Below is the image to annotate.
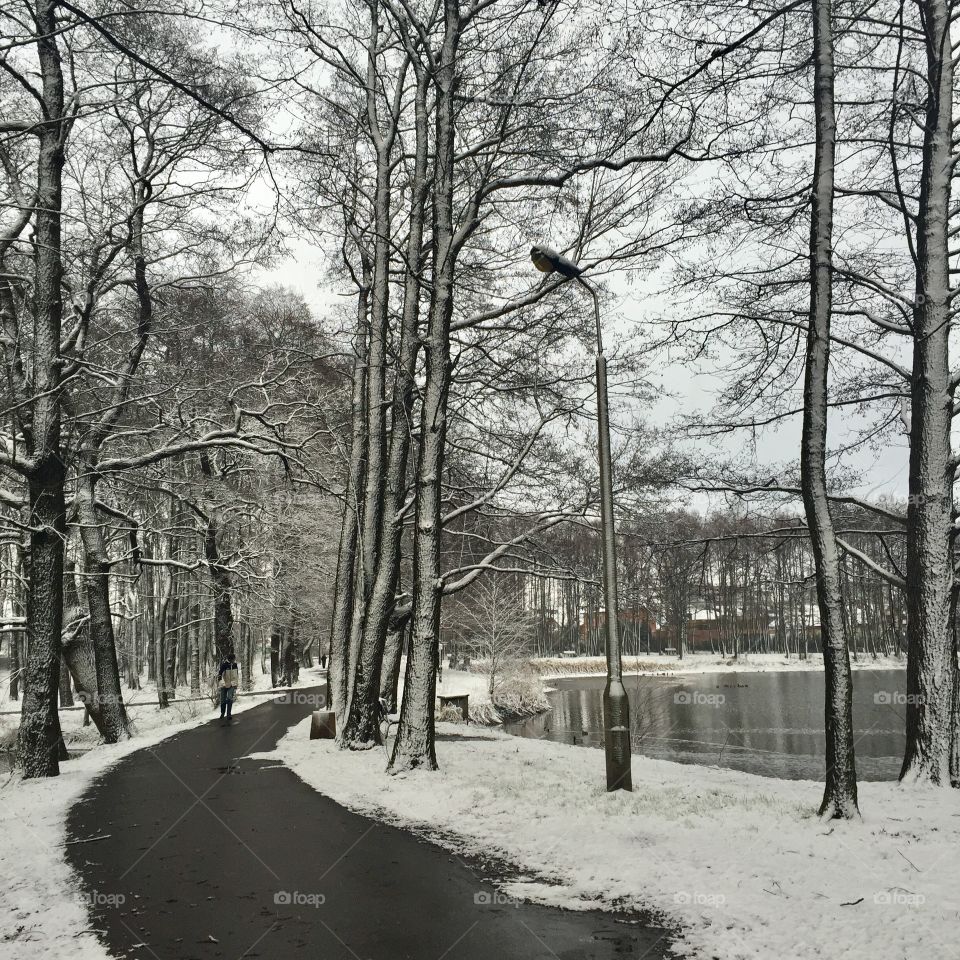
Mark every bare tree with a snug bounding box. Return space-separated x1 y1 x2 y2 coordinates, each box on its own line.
802 0 858 817
446 575 534 696
3 0 74 776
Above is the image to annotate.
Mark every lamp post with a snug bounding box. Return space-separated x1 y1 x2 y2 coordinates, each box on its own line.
530 245 632 792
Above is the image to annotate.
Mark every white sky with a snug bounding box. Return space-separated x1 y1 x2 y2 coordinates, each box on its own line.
264 242 912 508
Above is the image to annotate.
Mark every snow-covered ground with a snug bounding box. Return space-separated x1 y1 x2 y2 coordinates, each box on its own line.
0 666 326 960
534 651 906 679
267 717 958 960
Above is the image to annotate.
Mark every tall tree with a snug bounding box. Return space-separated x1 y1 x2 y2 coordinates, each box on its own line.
900 0 956 784
7 0 72 777
802 0 858 817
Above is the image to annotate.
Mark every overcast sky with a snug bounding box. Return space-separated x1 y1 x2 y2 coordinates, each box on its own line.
264 243 912 509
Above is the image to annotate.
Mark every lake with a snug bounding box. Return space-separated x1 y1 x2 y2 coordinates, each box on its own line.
504 669 908 781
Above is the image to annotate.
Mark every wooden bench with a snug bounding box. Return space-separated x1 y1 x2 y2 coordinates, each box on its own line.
437 693 470 721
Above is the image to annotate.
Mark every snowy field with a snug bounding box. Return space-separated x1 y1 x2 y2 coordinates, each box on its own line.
0 666 325 960
268 717 958 960
534 651 907 679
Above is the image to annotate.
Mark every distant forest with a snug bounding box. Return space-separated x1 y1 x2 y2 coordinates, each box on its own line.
441 506 907 661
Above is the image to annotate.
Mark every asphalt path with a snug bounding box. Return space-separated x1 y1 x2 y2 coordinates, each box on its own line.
66 688 673 960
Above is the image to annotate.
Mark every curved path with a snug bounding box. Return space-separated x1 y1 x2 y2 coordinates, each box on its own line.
66 689 672 960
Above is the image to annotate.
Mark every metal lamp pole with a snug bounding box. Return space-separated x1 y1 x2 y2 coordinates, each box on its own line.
530 246 632 792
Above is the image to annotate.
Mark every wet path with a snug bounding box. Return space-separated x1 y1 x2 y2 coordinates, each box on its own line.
66 689 673 960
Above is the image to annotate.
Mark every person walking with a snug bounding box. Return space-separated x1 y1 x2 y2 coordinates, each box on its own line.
217 653 240 724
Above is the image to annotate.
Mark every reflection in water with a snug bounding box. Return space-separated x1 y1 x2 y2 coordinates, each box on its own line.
504 669 907 781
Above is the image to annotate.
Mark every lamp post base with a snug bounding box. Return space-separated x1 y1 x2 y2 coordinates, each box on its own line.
603 677 633 791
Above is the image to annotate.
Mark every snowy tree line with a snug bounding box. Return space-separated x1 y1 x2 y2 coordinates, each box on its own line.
491 508 909 661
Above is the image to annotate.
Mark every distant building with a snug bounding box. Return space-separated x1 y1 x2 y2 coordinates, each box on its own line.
660 609 822 653
579 607 658 641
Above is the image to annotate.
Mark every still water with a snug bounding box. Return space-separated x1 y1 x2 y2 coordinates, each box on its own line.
504 669 908 781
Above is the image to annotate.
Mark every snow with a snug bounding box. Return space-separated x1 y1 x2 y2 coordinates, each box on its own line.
436 666 491 703
534 651 907 680
266 715 959 960
0 666 325 960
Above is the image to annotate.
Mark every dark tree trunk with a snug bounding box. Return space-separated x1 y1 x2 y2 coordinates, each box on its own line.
198 453 234 664
15 0 68 779
203 516 234 663
900 0 957 786
61 562 109 736
390 0 461 772
155 564 172 709
19 469 67 776
802 0 858 818
343 64 428 749
270 624 281 688
190 609 201 697
242 621 254 691
329 285 370 721
9 627 19 700
58 655 73 708
341 8 409 746
379 626 405 714
145 563 154 683
165 583 178 700
76 478 129 741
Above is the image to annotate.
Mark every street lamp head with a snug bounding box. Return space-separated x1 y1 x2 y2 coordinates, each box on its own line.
530 245 583 279
530 245 556 274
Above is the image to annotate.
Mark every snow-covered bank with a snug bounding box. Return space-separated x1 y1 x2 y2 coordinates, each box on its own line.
0 668 326 960
534 651 906 680
436 666 491 721
435 665 548 724
268 717 958 960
